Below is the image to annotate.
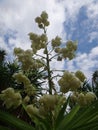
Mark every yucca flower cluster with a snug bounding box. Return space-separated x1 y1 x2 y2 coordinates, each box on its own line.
0 11 97 129
70 91 96 106
0 88 22 108
75 70 86 82
23 95 30 104
14 48 33 70
13 72 36 96
60 40 77 60
28 11 49 54
26 105 39 117
39 94 66 110
52 39 78 61
26 94 66 117
35 11 50 29
14 48 44 70
29 33 48 54
51 36 61 48
58 70 84 93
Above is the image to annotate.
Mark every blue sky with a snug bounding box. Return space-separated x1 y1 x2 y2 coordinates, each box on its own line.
0 0 98 79
64 5 98 53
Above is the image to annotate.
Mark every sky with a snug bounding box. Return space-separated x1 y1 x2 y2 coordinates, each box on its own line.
0 0 98 80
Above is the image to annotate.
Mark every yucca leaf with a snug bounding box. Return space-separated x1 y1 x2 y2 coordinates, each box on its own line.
69 101 98 129
60 101 98 130
57 105 80 130
55 96 70 129
72 121 98 130
0 110 35 130
33 115 51 130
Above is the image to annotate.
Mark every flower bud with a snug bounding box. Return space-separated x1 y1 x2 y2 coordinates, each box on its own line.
70 94 77 102
23 96 30 104
85 92 96 103
41 11 48 19
40 34 48 42
75 70 86 82
51 36 61 47
44 20 50 26
38 23 44 28
2 88 14 95
26 105 39 116
66 40 77 51
35 17 42 24
55 47 61 53
77 93 87 106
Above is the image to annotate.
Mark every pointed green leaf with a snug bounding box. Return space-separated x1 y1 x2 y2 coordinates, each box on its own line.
57 105 80 130
70 101 98 129
34 114 51 130
0 110 35 130
62 101 98 130
55 96 70 129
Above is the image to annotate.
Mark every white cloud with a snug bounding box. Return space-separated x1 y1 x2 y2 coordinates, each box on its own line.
0 0 96 49
0 36 14 60
90 46 98 58
65 46 98 79
0 0 98 79
87 2 98 18
0 0 66 52
89 32 98 43
0 37 8 50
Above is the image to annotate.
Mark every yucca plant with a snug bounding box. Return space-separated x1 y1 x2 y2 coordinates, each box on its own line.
0 11 98 130
0 99 98 130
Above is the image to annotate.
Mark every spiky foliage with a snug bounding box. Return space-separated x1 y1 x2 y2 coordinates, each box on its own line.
0 49 6 64
92 70 98 97
0 11 98 130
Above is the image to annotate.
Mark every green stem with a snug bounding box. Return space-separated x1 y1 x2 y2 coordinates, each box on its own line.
43 26 52 95
46 46 52 94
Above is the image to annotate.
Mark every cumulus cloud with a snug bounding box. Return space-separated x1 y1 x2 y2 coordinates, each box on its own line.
89 32 98 43
0 37 8 51
87 1 98 18
0 0 67 61
65 46 98 79
0 0 98 78
0 0 96 48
